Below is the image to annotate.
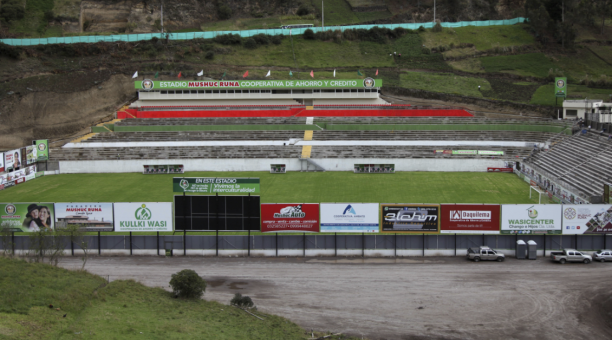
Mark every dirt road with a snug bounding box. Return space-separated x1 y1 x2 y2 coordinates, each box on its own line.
59 256 612 339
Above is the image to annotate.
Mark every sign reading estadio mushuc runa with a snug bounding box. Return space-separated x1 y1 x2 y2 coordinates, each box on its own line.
136 78 382 90
173 177 260 194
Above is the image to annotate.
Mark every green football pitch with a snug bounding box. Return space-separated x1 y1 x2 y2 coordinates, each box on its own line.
0 171 541 204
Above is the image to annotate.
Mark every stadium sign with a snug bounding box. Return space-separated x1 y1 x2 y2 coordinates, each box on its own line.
320 203 379 233
555 77 567 98
136 79 382 90
114 203 172 232
440 204 500 234
501 204 562 234
561 205 612 234
380 204 440 233
34 140 49 161
173 177 260 194
261 203 320 232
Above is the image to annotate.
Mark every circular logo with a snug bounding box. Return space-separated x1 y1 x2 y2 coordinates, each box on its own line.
557 79 565 89
37 142 47 152
564 207 576 220
134 204 152 220
179 179 189 190
142 79 154 91
5 204 16 215
363 77 375 89
528 208 538 219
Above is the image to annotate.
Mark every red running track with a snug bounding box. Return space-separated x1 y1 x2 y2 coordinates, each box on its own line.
117 108 473 119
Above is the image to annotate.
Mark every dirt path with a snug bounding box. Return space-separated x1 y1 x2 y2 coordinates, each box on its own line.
58 256 612 340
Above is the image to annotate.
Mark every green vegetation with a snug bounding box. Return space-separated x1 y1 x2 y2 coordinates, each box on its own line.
479 53 556 78
400 71 491 97
553 47 612 81
530 84 612 106
312 0 359 25
0 257 306 339
0 172 542 205
421 24 534 51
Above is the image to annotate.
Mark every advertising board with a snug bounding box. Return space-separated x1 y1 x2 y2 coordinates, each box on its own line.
440 204 500 234
34 140 49 161
0 152 3 172
261 203 319 232
270 164 286 174
114 202 173 232
136 79 382 90
320 203 379 233
173 177 260 194
4 149 21 172
381 204 439 233
501 204 562 234
478 151 504 155
54 203 114 231
143 164 184 174
562 205 612 234
353 164 395 173
0 203 55 231
13 169 26 184
452 150 477 155
25 165 36 181
25 145 37 165
555 77 567 98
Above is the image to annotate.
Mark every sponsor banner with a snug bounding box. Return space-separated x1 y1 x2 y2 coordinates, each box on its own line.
0 174 6 185
478 150 504 155
13 169 26 184
35 140 49 161
381 204 439 233
54 203 114 231
452 150 477 155
3 181 15 190
0 203 55 232
25 145 37 165
440 204 500 234
555 77 567 98
25 165 36 181
261 203 319 232
35 171 45 178
562 205 612 234
353 164 395 173
173 177 260 193
0 152 3 172
501 205 562 234
5 149 21 172
270 164 286 174
114 203 172 232
136 79 382 90
143 164 184 174
320 203 379 233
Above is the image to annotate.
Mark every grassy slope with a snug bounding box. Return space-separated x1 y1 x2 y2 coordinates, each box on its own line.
400 71 491 97
421 24 535 50
530 84 612 106
0 257 306 339
0 172 538 205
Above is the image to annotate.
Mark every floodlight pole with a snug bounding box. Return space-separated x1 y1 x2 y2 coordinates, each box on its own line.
433 0 436 22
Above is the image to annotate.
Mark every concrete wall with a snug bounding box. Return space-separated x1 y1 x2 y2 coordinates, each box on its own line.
59 158 506 173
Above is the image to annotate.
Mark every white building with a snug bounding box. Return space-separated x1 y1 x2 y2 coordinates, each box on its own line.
561 99 603 119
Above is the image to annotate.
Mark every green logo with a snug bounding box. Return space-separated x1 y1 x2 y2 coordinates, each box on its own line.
135 204 152 220
37 143 47 152
179 179 189 190
527 207 538 219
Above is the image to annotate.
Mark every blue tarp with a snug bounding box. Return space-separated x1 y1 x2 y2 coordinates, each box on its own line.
0 17 525 46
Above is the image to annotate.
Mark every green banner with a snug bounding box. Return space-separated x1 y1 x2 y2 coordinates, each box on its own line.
0 203 55 232
555 77 567 98
478 150 504 155
452 150 477 155
34 140 49 161
136 78 382 90
173 177 260 193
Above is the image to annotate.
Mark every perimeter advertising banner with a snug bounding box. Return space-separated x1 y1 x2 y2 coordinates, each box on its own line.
24 165 36 181
555 77 567 98
261 203 319 232
501 204 562 234
173 177 260 194
440 204 500 234
34 140 49 161
136 78 382 90
562 205 612 234
320 203 379 233
114 202 173 232
25 145 37 165
13 169 26 184
0 153 4 172
4 149 21 172
54 203 114 231
381 204 440 233
0 203 55 231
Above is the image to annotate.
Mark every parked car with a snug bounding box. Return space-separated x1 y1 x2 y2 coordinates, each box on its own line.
467 246 505 262
592 249 612 262
550 249 592 264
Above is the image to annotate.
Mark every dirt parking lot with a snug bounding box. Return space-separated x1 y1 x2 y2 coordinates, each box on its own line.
59 256 612 340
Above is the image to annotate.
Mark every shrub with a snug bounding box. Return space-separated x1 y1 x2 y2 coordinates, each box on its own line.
231 293 254 308
217 4 233 20
0 42 20 59
271 35 283 45
169 269 206 299
296 4 310 16
244 38 257 49
213 33 242 45
205 51 214 60
252 33 270 45
0 0 25 22
418 25 426 32
432 22 443 33
303 28 315 40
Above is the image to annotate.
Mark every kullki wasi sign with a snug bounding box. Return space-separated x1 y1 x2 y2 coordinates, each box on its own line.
136 78 382 90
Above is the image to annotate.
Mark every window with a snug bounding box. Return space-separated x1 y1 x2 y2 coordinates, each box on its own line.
565 109 578 118
568 252 574 256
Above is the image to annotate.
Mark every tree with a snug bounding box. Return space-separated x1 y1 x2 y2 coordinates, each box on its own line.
169 269 207 299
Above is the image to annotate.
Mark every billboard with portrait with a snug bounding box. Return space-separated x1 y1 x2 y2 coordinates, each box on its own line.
54 203 114 231
261 203 319 232
501 204 562 234
380 204 439 233
320 203 379 233
4 149 21 172
440 204 500 234
562 205 612 234
0 203 55 232
114 202 172 232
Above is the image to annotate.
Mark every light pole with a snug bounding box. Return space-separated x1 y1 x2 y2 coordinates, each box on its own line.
322 1 324 29
161 1 164 34
433 0 436 22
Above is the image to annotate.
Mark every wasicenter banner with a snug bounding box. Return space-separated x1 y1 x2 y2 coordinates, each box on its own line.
136 78 382 90
114 202 173 232
501 204 562 234
562 205 612 234
320 203 379 233
173 177 260 194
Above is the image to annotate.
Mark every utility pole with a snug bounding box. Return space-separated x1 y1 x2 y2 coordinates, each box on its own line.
161 1 164 34
322 1 324 29
433 0 436 22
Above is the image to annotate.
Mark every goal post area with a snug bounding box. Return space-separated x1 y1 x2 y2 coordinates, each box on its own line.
529 185 546 204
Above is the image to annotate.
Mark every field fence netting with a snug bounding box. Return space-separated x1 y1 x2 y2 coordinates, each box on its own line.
1 18 525 47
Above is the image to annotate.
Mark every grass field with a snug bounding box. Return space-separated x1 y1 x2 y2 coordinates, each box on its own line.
479 53 555 78
421 24 534 51
0 257 310 339
0 172 540 205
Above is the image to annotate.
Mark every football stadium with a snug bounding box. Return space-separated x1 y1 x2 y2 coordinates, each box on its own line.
2 3 612 338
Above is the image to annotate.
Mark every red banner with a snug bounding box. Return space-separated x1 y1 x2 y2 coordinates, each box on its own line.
487 167 513 172
261 203 319 232
440 204 500 233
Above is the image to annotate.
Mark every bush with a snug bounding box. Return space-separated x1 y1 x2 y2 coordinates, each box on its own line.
0 43 20 59
244 38 257 49
418 25 426 32
213 33 242 45
271 35 283 45
231 293 254 308
217 4 233 20
303 28 315 40
252 33 270 45
169 269 206 299
432 22 443 33
296 4 310 16
205 51 214 60
0 0 25 22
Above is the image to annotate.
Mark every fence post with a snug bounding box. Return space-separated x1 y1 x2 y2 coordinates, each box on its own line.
482 233 485 246
276 232 278 257
157 232 159 256
605 234 607 249
544 234 546 256
303 233 306 257
455 233 457 256
71 235 74 256
184 230 186 256
216 230 219 257
98 231 101 255
129 232 132 255
423 233 425 256
575 234 578 249
334 232 337 257
362 232 365 257
248 230 250 257
11 232 15 255
394 233 397 257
